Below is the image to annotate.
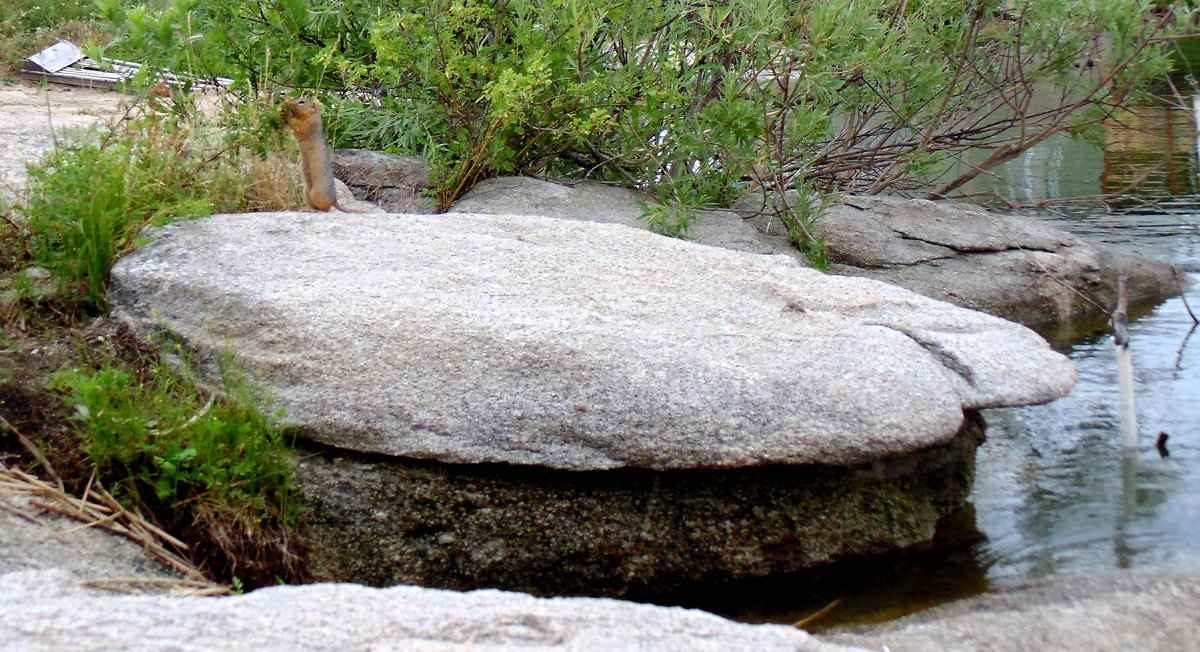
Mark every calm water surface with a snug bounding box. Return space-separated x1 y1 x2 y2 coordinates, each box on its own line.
686 97 1200 630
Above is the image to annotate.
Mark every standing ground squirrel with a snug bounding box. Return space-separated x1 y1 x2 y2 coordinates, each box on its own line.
282 97 361 212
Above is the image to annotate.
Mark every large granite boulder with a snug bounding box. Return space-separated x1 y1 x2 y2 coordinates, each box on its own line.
108 210 1072 595
110 212 1071 470
0 568 864 652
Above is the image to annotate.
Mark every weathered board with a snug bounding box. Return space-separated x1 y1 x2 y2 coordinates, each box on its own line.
20 40 230 90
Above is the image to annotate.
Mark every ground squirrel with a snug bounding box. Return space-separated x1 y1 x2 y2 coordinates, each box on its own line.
282 97 361 212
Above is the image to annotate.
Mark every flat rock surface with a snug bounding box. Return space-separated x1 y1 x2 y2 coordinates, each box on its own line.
0 568 864 652
828 570 1200 652
110 211 1073 470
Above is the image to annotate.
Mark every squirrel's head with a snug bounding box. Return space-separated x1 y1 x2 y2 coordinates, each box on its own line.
282 97 322 125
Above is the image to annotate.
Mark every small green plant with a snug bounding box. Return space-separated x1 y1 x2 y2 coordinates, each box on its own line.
54 348 303 586
15 88 296 312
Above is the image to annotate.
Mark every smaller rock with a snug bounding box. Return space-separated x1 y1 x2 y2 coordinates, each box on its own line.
454 176 796 256
811 195 1184 329
0 493 179 593
0 568 865 652
828 570 1200 652
331 148 434 213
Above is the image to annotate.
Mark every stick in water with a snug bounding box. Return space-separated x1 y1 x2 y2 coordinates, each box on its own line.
1113 275 1138 448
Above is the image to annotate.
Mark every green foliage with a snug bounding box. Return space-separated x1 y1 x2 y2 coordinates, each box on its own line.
15 90 295 311
97 0 1195 260
53 347 303 586
54 352 298 525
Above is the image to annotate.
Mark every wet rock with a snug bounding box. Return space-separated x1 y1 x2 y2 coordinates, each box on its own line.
811 195 1184 330
0 568 866 651
331 148 434 213
297 414 983 597
109 211 1072 470
827 569 1200 652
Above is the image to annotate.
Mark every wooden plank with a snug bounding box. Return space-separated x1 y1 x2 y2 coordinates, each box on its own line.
21 40 233 90
22 40 85 74
18 69 125 90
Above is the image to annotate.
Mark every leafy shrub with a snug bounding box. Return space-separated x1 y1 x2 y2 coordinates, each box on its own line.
96 0 1193 253
54 350 303 585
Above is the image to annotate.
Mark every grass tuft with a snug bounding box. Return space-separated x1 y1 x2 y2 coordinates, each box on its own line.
53 345 305 587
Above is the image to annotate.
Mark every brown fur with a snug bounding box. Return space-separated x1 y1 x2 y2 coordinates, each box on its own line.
282 97 361 212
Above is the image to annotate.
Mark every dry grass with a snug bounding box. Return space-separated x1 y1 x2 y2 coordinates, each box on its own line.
0 409 230 595
245 150 304 212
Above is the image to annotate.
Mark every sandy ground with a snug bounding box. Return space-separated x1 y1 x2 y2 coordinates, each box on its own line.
0 81 125 204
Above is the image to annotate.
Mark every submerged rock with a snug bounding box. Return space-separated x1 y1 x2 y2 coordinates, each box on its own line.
0 568 864 651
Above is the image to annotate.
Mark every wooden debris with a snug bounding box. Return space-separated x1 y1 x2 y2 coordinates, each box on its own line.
20 39 231 90
1113 275 1139 449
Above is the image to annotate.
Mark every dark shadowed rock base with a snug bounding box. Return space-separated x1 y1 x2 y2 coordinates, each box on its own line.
295 413 985 598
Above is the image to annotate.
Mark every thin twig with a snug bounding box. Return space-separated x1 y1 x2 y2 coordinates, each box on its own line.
792 598 844 629
1173 267 1198 324
0 413 65 492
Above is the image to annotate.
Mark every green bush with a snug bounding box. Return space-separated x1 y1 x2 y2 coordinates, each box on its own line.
54 351 302 585
96 0 1193 253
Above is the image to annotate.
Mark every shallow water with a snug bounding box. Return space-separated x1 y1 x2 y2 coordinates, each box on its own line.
978 203 1200 589
683 97 1200 631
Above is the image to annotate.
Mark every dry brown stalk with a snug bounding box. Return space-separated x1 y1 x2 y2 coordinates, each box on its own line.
0 464 223 591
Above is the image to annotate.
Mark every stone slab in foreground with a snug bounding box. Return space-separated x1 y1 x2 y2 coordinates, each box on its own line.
0 568 865 652
829 569 1200 652
110 211 1073 471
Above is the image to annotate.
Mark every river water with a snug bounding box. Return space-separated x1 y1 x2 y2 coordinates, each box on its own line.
970 98 1200 600
681 95 1200 630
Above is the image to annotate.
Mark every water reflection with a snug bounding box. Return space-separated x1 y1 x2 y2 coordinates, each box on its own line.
692 97 1200 630
980 263 1200 587
965 95 1200 596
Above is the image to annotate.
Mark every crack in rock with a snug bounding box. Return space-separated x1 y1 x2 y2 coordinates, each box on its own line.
892 228 1059 256
871 322 978 389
